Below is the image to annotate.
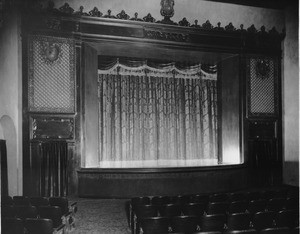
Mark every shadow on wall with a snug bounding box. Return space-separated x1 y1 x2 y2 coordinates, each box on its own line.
0 115 18 195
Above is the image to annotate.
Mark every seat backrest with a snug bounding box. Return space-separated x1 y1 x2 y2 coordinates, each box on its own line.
252 211 276 231
223 229 257 234
266 198 286 212
260 227 291 234
151 196 171 206
49 197 69 214
228 192 247 202
199 213 226 232
182 202 206 216
275 209 298 228
140 217 170 234
30 197 50 208
135 204 158 218
207 202 229 215
246 191 261 201
15 205 38 220
228 201 248 214
1 205 16 218
25 218 53 234
1 196 13 206
226 212 251 230
131 196 151 209
247 199 267 214
1 217 24 234
170 215 199 233
190 194 209 205
13 196 31 206
38 205 63 228
158 204 182 217
209 193 229 203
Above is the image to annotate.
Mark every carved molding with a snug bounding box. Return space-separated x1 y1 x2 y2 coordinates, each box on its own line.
31 117 74 140
144 29 190 42
29 1 285 39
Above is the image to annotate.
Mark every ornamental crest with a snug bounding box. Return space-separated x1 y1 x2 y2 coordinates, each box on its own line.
160 0 175 19
40 41 62 65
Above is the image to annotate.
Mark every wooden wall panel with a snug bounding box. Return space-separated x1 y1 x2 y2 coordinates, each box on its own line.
219 55 242 164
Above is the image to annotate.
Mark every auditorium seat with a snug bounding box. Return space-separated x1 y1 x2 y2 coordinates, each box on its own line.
172 195 192 205
170 215 199 233
226 213 252 231
199 214 226 232
13 196 31 206
38 206 63 228
228 192 247 202
25 218 65 234
139 216 170 234
134 204 159 234
275 209 298 228
30 197 50 208
261 191 278 200
15 205 38 220
252 211 276 231
223 229 257 234
130 197 151 229
209 193 229 202
246 192 261 201
207 202 229 215
247 199 267 214
285 197 299 211
1 195 13 206
266 198 286 212
151 196 171 206
182 203 206 216
190 194 209 205
259 227 290 234
158 203 182 217
228 201 248 214
49 197 69 215
1 205 16 218
1 217 24 234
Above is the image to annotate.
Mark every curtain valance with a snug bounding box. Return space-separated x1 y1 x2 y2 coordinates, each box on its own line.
98 57 217 80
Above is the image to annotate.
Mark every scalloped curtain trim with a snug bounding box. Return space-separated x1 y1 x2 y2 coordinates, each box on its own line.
98 59 217 80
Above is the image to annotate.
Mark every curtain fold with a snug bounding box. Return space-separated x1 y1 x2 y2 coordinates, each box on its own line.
40 141 68 196
98 60 218 168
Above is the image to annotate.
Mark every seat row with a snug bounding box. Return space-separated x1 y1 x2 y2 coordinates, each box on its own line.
131 188 298 207
1 196 77 234
2 217 65 234
1 196 77 215
136 211 299 234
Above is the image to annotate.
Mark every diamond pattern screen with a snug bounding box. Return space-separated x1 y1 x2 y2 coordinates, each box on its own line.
248 57 278 117
28 35 75 113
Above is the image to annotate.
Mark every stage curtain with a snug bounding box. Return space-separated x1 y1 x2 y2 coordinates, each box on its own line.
40 141 68 196
98 59 218 167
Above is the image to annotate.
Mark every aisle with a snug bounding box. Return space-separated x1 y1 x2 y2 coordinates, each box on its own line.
73 198 131 234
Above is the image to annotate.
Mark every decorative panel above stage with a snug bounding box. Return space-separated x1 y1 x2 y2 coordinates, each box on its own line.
28 35 76 113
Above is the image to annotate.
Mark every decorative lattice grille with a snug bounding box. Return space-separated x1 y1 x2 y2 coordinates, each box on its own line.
28 35 75 113
248 57 278 116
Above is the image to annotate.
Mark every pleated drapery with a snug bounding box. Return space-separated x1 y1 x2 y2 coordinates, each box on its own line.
40 141 68 196
98 59 218 168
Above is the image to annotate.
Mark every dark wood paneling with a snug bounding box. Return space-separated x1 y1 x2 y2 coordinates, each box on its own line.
78 165 248 198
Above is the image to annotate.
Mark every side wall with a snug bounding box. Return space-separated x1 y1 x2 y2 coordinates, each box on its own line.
0 11 23 196
282 4 299 186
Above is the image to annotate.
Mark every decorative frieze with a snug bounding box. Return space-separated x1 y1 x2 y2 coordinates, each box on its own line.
29 1 285 39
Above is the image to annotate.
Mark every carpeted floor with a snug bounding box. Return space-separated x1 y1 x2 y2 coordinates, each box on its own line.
71 198 131 234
